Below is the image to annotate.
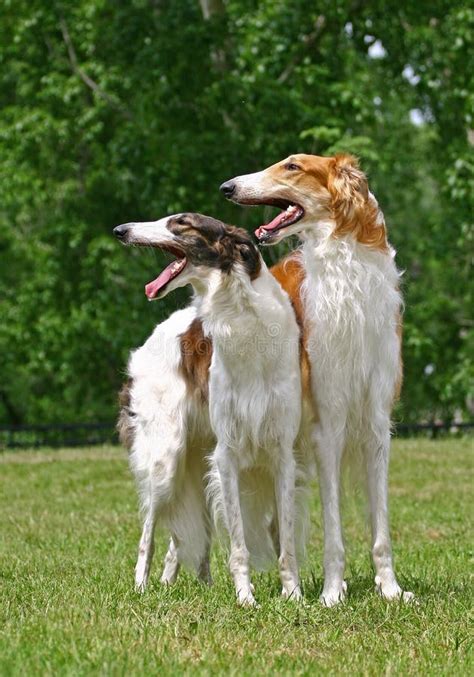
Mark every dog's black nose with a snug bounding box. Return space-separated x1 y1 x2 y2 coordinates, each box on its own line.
220 180 236 199
113 224 130 240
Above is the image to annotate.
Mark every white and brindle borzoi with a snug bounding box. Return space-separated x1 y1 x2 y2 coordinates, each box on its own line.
114 213 311 605
221 153 414 605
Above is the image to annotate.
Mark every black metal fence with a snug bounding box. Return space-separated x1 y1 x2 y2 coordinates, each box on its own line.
0 420 473 450
0 422 118 450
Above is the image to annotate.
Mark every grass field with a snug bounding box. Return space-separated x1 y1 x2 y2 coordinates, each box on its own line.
0 438 472 675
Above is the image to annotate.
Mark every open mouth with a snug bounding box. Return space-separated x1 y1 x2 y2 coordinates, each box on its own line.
254 201 304 242
144 244 187 300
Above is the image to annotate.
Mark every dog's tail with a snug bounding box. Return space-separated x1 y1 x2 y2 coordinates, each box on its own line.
117 379 134 451
240 470 277 570
207 464 276 569
207 456 314 571
166 449 211 573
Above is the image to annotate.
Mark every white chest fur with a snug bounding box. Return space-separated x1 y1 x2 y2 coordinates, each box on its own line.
301 232 402 420
204 265 301 464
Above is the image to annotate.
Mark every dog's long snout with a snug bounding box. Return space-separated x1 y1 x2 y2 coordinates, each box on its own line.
114 223 131 240
220 180 236 199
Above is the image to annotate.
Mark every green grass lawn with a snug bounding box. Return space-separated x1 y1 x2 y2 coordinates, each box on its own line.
0 439 472 676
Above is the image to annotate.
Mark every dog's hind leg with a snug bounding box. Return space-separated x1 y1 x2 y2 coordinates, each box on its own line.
135 505 157 593
132 426 183 593
197 513 213 585
160 519 212 587
269 512 280 556
160 536 181 585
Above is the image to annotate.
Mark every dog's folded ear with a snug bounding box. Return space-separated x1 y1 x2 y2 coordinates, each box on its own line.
238 242 253 260
225 226 261 280
328 154 386 250
236 240 261 280
328 154 368 219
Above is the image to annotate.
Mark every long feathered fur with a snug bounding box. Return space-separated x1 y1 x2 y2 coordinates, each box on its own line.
225 152 413 605
117 214 314 600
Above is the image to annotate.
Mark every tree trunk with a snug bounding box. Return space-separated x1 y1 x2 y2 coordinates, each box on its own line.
199 0 225 20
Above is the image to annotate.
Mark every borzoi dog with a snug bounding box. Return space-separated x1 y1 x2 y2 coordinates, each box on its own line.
114 214 306 605
221 153 414 605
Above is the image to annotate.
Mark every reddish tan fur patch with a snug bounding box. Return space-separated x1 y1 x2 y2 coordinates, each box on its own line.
179 318 213 403
260 153 388 252
270 255 317 417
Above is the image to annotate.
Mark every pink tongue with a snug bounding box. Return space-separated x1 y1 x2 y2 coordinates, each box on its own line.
261 210 289 232
255 211 289 240
145 262 179 300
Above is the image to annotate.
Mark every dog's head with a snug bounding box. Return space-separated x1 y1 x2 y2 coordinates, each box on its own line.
114 213 261 300
220 153 386 250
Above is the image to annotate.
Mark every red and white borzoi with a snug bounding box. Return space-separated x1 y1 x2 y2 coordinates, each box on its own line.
221 153 414 605
115 214 309 605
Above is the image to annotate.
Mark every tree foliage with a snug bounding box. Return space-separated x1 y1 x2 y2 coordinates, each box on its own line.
0 0 472 424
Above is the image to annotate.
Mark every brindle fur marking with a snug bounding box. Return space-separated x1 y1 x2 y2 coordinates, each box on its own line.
167 214 261 280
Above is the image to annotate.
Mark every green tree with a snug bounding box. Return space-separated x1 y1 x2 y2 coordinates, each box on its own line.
0 0 472 425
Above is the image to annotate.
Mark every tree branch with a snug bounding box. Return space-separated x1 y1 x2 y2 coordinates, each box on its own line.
277 0 366 84
199 0 225 20
278 15 327 84
59 17 132 119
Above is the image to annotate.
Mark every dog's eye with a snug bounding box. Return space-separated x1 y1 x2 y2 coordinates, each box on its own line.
285 163 300 171
176 217 191 226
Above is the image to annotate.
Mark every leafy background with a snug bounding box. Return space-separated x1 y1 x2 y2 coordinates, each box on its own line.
0 0 472 425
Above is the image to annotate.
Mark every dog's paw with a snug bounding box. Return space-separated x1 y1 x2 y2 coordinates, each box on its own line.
197 559 213 586
237 588 258 608
401 591 416 603
135 566 149 593
160 573 177 586
282 584 303 602
198 573 213 587
375 576 415 603
135 578 147 594
197 566 213 587
320 580 347 607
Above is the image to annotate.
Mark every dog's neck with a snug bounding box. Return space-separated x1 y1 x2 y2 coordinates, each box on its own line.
300 191 389 259
197 263 262 338
300 213 393 265
195 261 289 346
299 215 401 336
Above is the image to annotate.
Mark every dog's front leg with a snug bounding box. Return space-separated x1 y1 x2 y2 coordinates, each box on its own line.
274 448 302 601
215 445 256 607
315 424 347 606
366 423 414 602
